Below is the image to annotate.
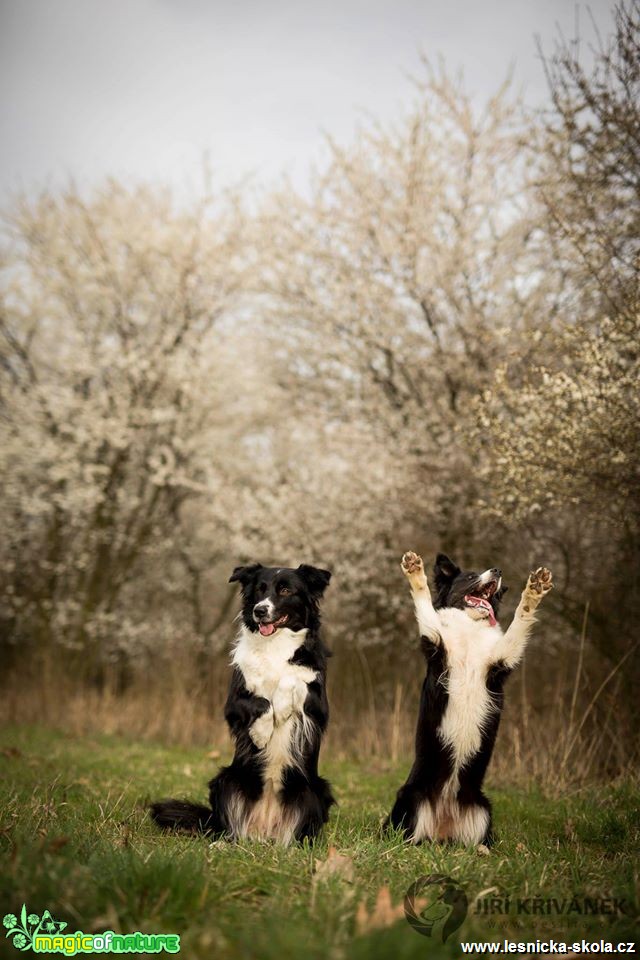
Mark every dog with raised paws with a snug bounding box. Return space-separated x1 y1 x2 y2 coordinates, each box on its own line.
387 551 552 846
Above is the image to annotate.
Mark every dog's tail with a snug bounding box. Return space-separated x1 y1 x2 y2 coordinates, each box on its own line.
149 799 215 834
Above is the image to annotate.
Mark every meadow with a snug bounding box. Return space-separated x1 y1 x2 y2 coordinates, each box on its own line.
1 7 639 957
1 725 637 959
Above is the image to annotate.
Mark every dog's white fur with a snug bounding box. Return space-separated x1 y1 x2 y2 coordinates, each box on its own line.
435 609 500 769
414 791 491 845
226 781 300 845
229 625 317 843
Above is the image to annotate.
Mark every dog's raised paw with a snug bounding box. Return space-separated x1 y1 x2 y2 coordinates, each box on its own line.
401 551 423 576
527 567 553 597
401 551 427 590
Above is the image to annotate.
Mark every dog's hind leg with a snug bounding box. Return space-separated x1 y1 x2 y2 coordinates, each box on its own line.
385 784 422 840
492 567 553 669
451 797 493 847
281 768 335 844
401 552 442 643
207 759 265 839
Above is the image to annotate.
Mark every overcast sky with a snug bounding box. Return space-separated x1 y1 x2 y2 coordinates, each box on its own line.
0 0 617 201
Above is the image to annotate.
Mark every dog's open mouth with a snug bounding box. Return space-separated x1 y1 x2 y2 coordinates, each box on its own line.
476 580 498 600
258 615 289 637
464 595 497 626
464 580 500 626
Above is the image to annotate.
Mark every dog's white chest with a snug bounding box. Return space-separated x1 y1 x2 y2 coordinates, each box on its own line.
232 626 316 699
436 611 503 767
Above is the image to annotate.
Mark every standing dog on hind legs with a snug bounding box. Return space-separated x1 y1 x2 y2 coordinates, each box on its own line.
151 562 335 844
387 551 552 846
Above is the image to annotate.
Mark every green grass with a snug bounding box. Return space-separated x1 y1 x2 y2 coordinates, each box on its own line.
0 726 638 959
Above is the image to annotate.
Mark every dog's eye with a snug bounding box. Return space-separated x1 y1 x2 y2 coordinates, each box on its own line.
278 585 292 596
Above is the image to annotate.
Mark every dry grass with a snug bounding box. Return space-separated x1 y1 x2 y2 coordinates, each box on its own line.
2 640 636 791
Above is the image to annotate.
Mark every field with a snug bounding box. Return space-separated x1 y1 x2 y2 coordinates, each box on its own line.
0 726 638 959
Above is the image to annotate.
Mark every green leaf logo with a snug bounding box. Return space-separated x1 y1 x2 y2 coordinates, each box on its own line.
3 904 67 951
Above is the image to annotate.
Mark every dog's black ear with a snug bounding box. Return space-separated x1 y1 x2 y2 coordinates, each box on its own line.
434 553 460 590
297 564 332 598
229 563 263 586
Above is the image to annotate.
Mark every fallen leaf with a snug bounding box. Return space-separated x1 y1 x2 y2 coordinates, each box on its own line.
355 885 408 934
46 836 70 854
355 900 369 933
477 843 491 856
313 845 354 883
207 749 221 760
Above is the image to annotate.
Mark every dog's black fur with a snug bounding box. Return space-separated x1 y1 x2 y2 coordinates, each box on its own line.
431 554 508 617
150 562 334 843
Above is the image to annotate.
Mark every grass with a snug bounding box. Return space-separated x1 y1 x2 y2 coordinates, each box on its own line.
0 725 638 959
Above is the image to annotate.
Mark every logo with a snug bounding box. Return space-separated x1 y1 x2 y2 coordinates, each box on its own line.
3 906 180 955
404 874 468 941
4 907 66 952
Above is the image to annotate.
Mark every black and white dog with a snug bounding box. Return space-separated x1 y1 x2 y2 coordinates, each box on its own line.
387 551 552 846
151 562 335 844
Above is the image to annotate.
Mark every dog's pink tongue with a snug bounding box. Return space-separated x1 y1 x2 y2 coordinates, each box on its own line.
259 623 276 636
464 595 497 627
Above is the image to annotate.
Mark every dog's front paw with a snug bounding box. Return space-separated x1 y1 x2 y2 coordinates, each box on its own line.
527 567 553 597
250 707 274 749
401 551 427 591
273 677 306 725
522 567 553 612
273 693 294 724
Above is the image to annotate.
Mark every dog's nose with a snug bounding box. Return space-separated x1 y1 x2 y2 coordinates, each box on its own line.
253 603 268 621
491 568 502 577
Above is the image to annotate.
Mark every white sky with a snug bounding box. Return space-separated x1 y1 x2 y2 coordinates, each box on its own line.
0 0 617 201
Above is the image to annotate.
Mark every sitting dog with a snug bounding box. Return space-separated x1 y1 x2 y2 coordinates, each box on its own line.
151 562 335 844
387 551 552 845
